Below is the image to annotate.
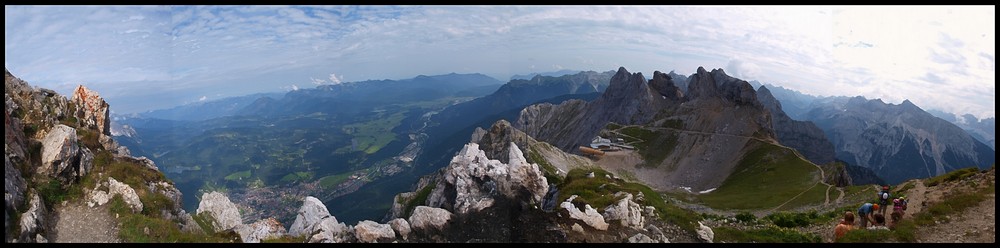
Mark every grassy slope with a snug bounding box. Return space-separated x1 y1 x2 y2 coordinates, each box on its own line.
698 141 820 210
559 168 699 233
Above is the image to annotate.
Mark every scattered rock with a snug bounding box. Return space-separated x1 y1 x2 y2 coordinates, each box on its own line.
645 224 669 243
628 233 656 243
602 192 644 229
408 206 452 232
560 195 608 231
354 220 396 243
237 218 287 243
196 191 242 231
108 177 143 213
571 223 584 234
643 206 657 218
697 221 715 243
87 189 110 208
586 172 595 178
389 218 411 240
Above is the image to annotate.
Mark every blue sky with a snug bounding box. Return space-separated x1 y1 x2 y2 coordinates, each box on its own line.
4 6 995 119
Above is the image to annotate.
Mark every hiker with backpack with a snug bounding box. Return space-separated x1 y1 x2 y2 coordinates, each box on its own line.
877 185 891 216
857 202 878 228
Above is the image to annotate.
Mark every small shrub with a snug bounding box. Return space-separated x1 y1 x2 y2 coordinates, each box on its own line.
735 212 757 223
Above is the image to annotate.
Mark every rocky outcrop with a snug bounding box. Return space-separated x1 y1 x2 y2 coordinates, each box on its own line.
6 69 71 140
649 71 684 102
236 218 286 243
353 220 395 243
39 124 80 184
560 195 608 231
408 206 452 232
288 196 351 243
389 218 411 240
196 192 242 232
757 86 835 165
474 119 592 175
602 192 644 229
427 142 548 214
71 85 111 136
516 66 778 192
18 192 47 243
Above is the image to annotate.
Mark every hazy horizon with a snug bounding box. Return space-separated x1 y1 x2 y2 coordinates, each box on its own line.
5 5 995 119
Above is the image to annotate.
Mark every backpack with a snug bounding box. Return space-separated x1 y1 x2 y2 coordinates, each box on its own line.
880 191 890 202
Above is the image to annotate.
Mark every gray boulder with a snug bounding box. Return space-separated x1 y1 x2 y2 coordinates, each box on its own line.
39 124 79 184
697 221 715 243
628 233 656 243
602 192 644 229
237 218 286 243
388 218 411 240
108 177 143 213
408 206 452 232
354 220 395 243
288 196 350 243
560 195 608 231
196 191 242 232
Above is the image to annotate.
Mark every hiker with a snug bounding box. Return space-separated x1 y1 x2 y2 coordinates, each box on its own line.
857 202 878 228
834 211 857 241
890 196 907 229
877 185 891 216
868 213 889 230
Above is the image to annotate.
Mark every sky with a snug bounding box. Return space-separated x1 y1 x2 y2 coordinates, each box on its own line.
4 5 995 119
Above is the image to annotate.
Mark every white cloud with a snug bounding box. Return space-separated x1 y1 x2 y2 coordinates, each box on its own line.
198 95 207 101
328 73 343 84
310 77 326 85
3 6 993 118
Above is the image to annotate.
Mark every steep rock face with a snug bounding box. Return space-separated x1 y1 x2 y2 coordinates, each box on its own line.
196 192 243 231
5 94 28 163
71 85 111 136
516 66 777 191
756 86 835 165
18 192 47 243
288 196 351 243
648 71 684 102
806 96 995 184
39 125 80 184
426 142 548 214
666 71 689 94
5 154 27 241
516 67 664 152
